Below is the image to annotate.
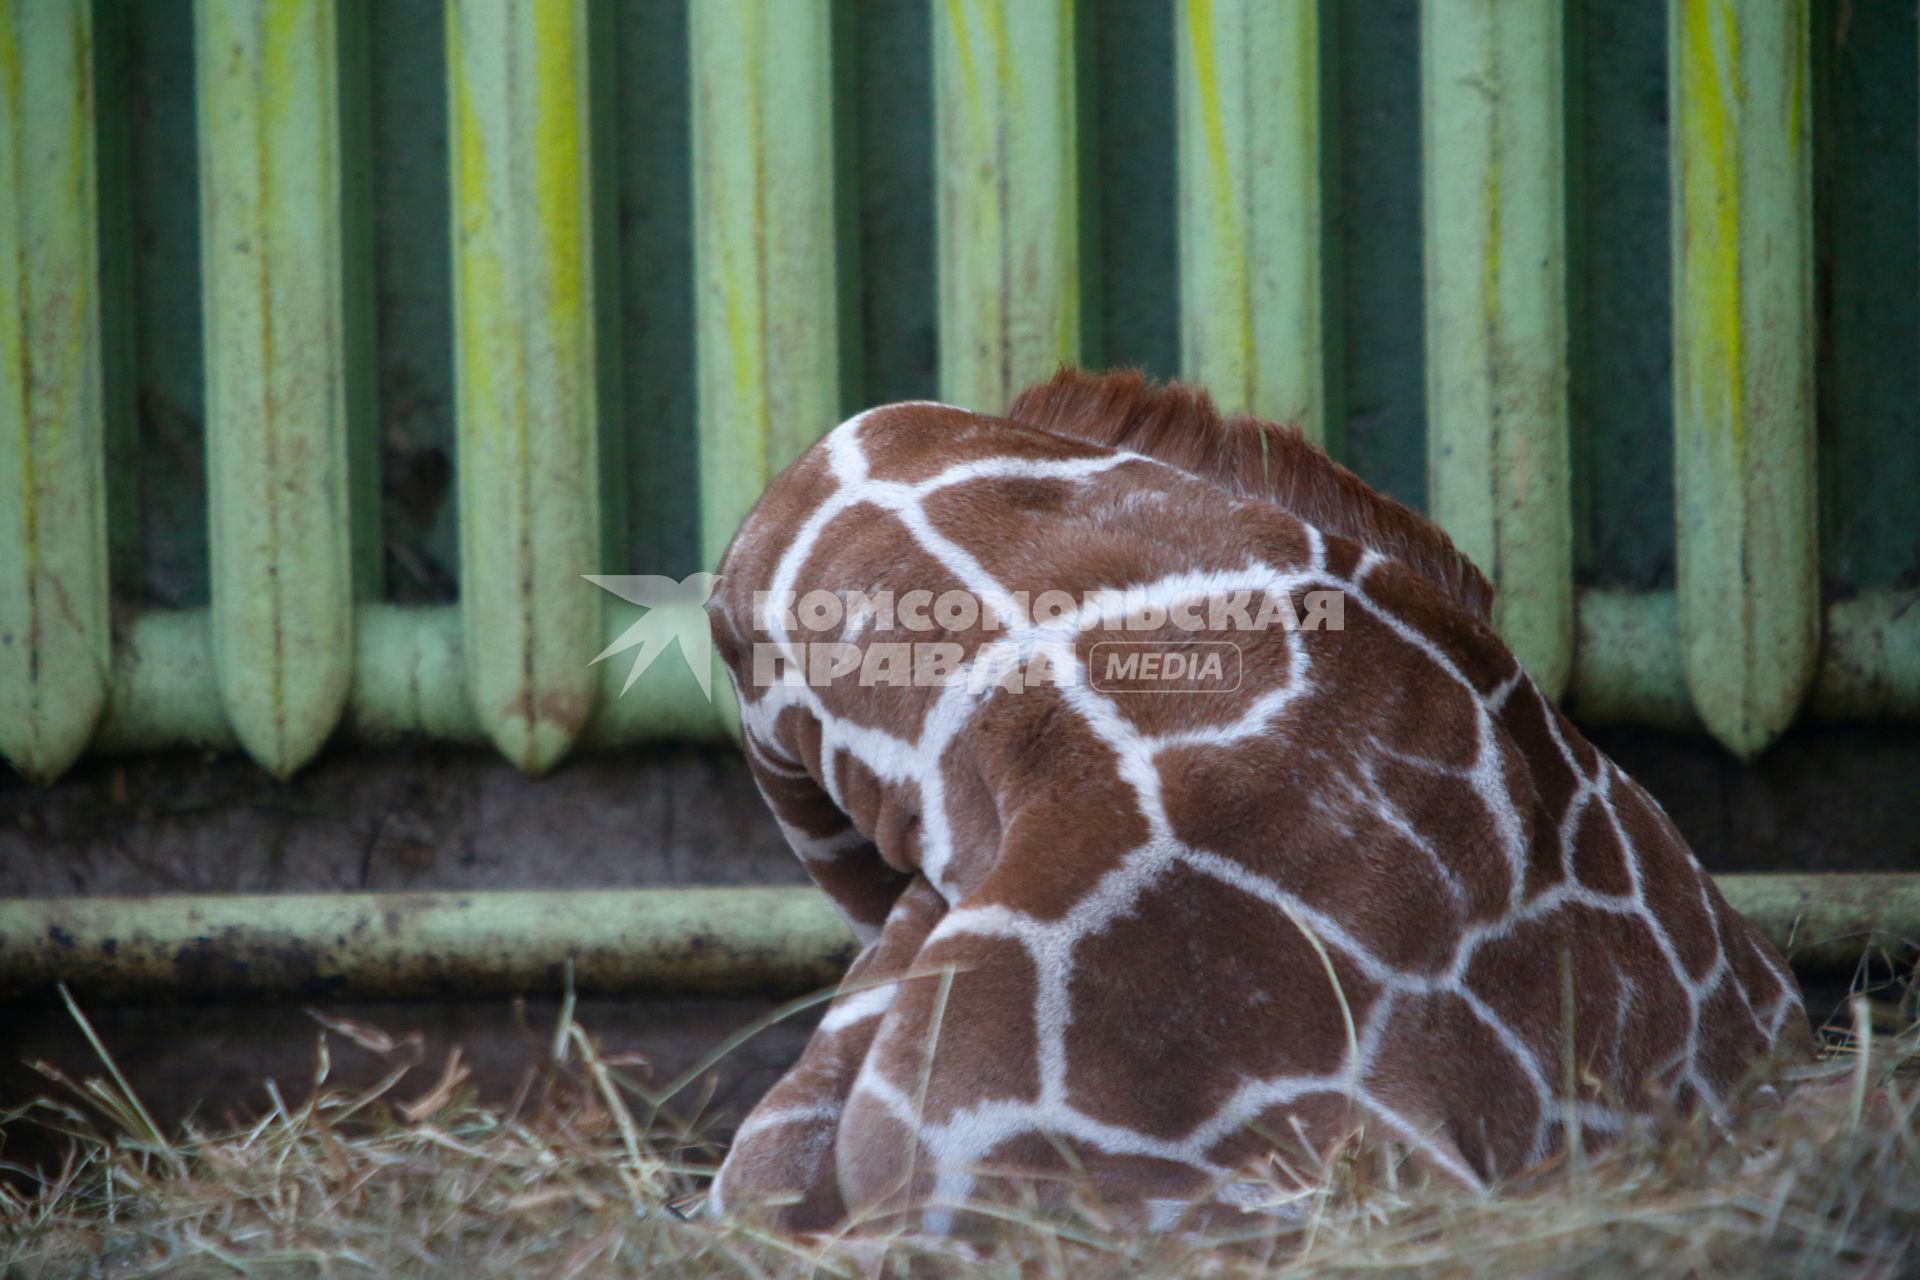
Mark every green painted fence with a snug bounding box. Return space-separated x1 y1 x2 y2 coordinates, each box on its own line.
3 0 1918 792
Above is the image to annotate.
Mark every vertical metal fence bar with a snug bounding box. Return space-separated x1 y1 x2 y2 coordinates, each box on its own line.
933 0 1081 412
1175 0 1332 444
447 0 603 774
0 0 110 783
195 0 356 778
690 0 844 569
1669 0 1816 758
1421 0 1574 699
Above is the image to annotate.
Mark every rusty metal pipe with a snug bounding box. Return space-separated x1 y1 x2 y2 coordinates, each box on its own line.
2 875 1915 1002
0 887 857 1001
1715 872 1920 981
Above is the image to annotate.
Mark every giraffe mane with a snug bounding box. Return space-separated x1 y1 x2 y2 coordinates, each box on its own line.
1004 367 1495 624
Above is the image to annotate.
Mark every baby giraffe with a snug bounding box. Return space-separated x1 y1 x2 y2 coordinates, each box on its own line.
703 368 1808 1232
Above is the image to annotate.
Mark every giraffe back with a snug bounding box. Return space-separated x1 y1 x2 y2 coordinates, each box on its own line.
705 371 1809 1232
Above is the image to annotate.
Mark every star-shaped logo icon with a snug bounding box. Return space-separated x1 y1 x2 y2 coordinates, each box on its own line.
583 573 722 701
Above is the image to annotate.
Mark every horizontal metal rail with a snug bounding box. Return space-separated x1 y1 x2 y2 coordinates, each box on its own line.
67 587 1919 756
0 887 856 1000
1 874 1914 1000
82 598 729 752
1569 588 1920 731
85 601 733 754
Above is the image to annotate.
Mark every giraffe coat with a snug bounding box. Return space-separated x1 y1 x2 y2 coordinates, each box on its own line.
705 370 1808 1232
